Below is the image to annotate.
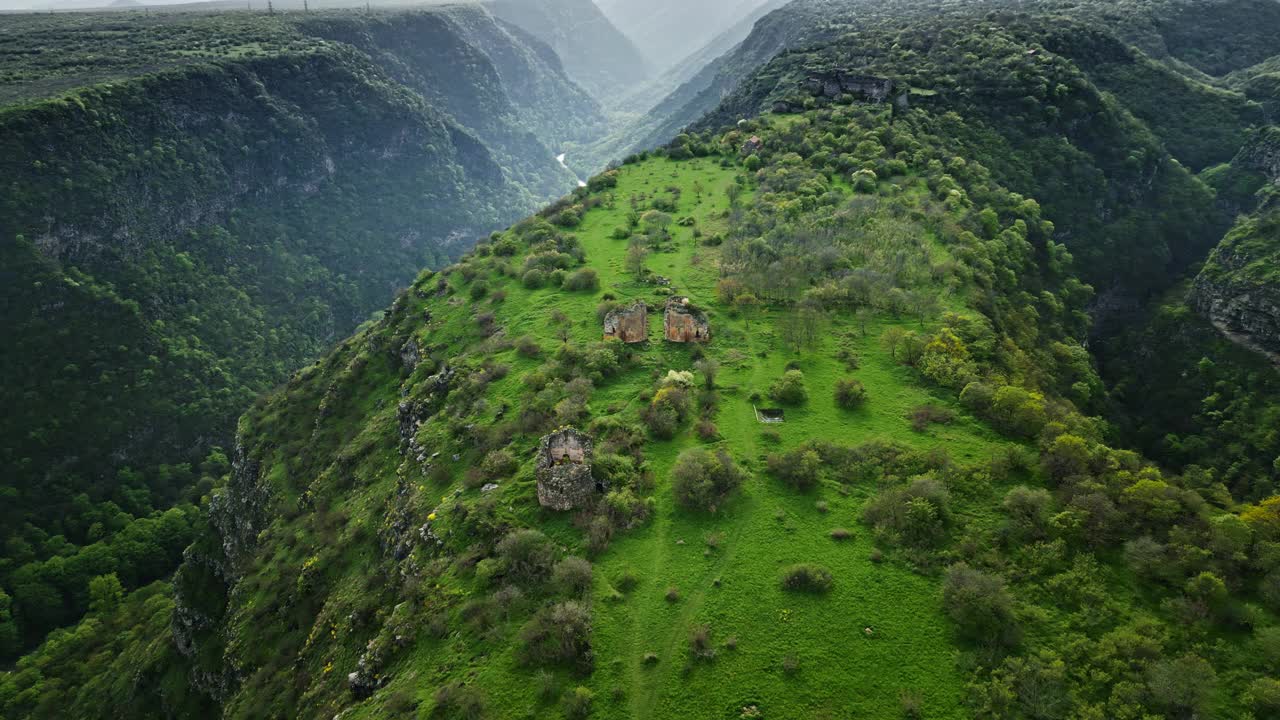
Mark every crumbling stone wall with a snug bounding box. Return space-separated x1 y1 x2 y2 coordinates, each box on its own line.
603 300 649 343
664 297 710 343
803 73 895 102
536 428 600 510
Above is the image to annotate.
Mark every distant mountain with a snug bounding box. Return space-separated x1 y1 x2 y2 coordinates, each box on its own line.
487 0 650 102
612 0 790 116
595 0 774 73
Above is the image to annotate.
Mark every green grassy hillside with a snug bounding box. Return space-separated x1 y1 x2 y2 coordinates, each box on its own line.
14 92 1280 718
8 2 1280 719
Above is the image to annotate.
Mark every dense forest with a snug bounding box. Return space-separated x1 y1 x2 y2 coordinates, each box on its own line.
3 0 1280 718
0 5 599 661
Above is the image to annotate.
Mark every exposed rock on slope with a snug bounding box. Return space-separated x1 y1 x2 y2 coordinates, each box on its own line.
1192 128 1280 362
1193 203 1280 362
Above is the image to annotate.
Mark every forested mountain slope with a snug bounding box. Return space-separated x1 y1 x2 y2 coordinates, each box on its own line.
611 0 1280 176
7 2 1280 719
10 5 1280 717
0 7 602 663
693 16 1225 298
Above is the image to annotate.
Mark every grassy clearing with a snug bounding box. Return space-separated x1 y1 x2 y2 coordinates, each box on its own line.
368 151 1015 719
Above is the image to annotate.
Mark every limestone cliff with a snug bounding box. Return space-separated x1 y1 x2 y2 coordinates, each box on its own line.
1192 197 1280 363
1192 130 1280 363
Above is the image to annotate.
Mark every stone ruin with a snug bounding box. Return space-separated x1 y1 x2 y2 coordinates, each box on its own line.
664 297 710 343
602 300 649 343
741 135 763 155
536 428 603 511
774 73 908 114
802 73 895 103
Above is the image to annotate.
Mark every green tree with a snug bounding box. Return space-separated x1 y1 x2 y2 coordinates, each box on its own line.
88 573 124 615
834 378 868 409
734 293 760 330
625 244 649 278
671 448 748 513
881 327 907 361
1042 434 1092 484
769 370 808 405
1146 654 1216 715
0 588 17 658
942 564 1018 647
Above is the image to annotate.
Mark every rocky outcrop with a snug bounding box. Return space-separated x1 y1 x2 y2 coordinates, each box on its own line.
171 433 270 701
1238 127 1280 184
398 337 422 372
398 365 455 462
1193 243 1280 364
664 297 710 343
1192 192 1280 364
207 438 272 579
535 428 602 510
603 300 649 343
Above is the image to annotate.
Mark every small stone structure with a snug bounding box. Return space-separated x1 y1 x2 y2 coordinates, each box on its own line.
536 428 602 511
741 135 763 155
603 300 649 343
755 406 785 424
802 73 895 103
664 297 710 343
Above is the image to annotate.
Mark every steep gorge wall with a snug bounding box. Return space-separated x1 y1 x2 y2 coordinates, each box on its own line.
296 8 601 196
1190 128 1280 362
0 44 526 553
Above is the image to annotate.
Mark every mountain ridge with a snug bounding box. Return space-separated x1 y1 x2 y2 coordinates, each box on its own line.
5 2 1280 719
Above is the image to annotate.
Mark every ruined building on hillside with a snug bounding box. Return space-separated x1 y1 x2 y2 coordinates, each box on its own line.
664 297 710 343
535 428 602 511
603 300 649 343
802 73 895 102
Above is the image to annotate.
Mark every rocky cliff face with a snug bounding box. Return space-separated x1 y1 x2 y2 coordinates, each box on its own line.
1193 273 1280 363
1192 202 1280 363
1191 129 1280 364
1239 127 1280 182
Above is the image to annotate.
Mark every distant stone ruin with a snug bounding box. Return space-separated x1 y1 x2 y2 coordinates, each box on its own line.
535 428 602 511
741 135 763 155
802 73 895 103
664 297 710 343
774 73 909 114
603 300 649 343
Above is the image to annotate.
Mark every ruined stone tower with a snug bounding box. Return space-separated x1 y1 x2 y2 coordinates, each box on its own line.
603 300 649 343
535 428 601 511
663 297 710 343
